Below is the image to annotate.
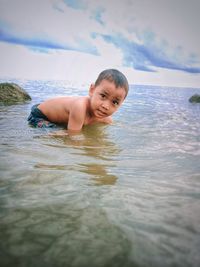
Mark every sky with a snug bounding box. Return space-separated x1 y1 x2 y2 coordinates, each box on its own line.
0 0 200 87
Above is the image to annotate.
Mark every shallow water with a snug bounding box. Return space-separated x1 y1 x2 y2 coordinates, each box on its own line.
0 79 200 267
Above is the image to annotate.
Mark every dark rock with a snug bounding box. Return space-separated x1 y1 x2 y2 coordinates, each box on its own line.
189 94 200 103
0 82 31 105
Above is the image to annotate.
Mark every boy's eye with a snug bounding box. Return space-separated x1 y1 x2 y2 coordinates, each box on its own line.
100 93 106 98
113 100 119 106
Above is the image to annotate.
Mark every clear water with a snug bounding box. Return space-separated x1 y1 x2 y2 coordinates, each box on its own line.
0 79 200 267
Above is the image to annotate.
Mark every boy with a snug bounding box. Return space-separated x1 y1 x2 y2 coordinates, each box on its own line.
28 69 129 134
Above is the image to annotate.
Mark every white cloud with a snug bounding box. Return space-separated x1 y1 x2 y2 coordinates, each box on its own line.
0 0 103 49
0 0 200 87
123 66 200 88
0 42 119 83
117 0 200 55
1 42 200 88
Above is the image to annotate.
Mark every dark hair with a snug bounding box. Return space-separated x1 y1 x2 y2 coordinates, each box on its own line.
95 69 129 97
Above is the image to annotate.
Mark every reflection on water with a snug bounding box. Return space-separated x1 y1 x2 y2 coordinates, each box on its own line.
0 80 200 267
44 125 120 186
79 163 117 185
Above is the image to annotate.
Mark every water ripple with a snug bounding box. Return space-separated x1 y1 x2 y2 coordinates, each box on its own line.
1 82 200 267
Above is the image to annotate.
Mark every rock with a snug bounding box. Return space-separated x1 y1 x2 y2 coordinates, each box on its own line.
0 82 31 105
189 94 200 103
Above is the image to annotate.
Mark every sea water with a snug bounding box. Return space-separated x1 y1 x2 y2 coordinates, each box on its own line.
0 79 200 267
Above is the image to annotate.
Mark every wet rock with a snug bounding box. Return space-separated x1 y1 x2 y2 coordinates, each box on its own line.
0 82 31 105
189 94 200 103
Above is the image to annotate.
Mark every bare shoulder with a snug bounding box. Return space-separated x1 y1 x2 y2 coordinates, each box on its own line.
69 96 88 111
68 96 89 122
67 96 89 130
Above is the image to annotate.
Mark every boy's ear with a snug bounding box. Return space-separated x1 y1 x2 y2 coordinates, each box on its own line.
89 84 95 96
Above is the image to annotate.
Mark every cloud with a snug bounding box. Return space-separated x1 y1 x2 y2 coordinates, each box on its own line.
1 41 200 88
0 0 200 86
0 23 98 54
91 7 105 26
0 25 65 51
97 33 200 74
63 0 88 10
0 0 99 54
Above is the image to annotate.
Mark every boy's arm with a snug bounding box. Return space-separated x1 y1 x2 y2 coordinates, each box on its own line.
67 99 86 133
49 100 86 136
49 99 113 136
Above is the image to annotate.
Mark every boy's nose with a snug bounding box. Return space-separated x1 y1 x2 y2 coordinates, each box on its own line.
102 101 110 110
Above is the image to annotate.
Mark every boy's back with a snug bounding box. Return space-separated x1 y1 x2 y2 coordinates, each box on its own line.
38 96 89 126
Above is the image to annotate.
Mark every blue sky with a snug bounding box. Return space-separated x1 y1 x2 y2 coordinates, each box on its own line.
0 0 200 87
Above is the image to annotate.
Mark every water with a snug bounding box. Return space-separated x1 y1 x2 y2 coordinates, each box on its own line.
0 79 200 267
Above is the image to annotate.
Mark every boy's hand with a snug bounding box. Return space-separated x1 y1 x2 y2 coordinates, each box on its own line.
49 130 69 136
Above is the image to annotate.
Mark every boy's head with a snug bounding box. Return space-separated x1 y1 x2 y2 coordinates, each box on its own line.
89 69 129 119
94 69 129 98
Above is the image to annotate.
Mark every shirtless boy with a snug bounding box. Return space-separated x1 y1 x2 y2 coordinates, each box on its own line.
28 69 129 134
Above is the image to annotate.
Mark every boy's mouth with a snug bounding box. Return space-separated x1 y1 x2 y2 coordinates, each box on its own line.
96 109 107 117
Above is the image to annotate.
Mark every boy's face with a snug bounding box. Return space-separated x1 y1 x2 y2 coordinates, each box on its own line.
89 79 126 118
